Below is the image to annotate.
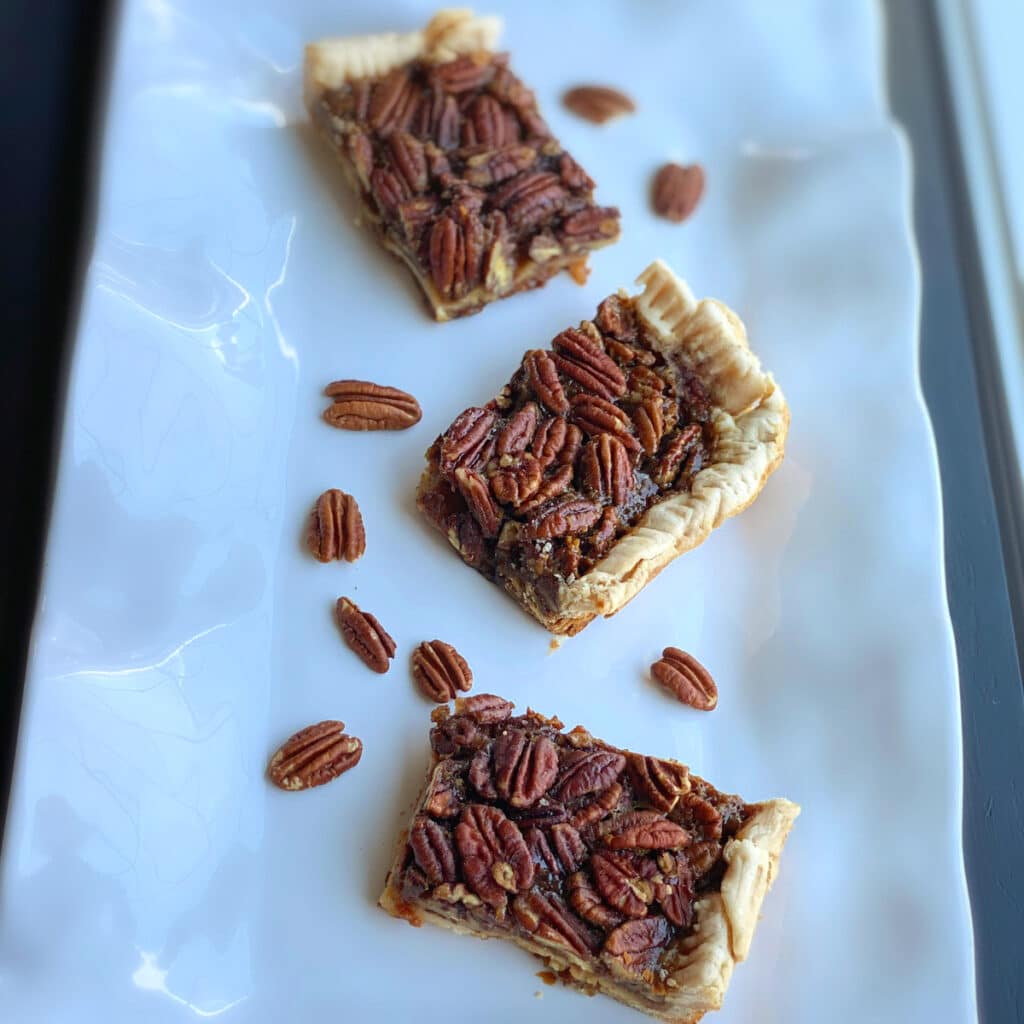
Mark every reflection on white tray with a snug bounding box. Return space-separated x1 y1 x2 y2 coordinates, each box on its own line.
0 2 976 1021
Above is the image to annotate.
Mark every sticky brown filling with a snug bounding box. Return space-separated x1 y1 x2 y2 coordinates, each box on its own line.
417 293 716 606
313 52 620 315
389 697 751 995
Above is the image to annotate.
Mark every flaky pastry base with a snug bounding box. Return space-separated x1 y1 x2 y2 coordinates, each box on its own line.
535 260 789 634
380 760 799 1023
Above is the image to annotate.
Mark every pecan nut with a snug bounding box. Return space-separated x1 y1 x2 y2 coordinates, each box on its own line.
368 67 416 135
603 810 691 851
524 350 569 415
602 916 673 971
308 488 366 563
455 467 502 538
424 765 463 818
428 215 467 299
652 162 706 223
491 171 566 231
570 782 624 829
387 132 428 194
323 380 422 431
559 206 620 246
496 402 540 456
632 398 666 456
651 647 718 710
439 407 497 475
411 640 473 702
590 851 655 919
456 693 514 723
527 495 602 540
674 792 724 842
579 434 633 505
524 823 586 876
492 729 560 808
267 721 362 791
515 464 575 517
594 294 639 342
336 597 396 673
455 804 534 908
567 870 625 930
512 891 596 958
650 424 703 488
570 394 642 453
551 328 626 400
654 854 695 928
531 418 581 468
627 754 690 813
489 453 543 507
410 816 457 885
432 882 482 908
463 144 537 188
431 54 494 94
554 748 626 802
562 85 636 124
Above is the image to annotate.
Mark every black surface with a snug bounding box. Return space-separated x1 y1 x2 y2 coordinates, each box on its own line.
0 1 113 843
886 2 1024 1021
0 3 1021 1020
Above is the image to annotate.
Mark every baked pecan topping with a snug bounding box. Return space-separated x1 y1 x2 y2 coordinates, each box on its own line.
428 215 466 298
469 748 498 799
590 851 653 919
603 811 690 851
496 402 539 456
455 467 502 537
268 721 362 791
455 804 534 908
526 823 586 875
567 870 625 930
652 162 706 223
580 434 633 505
388 132 428 193
654 855 695 928
463 144 537 187
490 453 543 507
562 85 636 124
368 67 415 135
531 417 581 468
336 597 396 673
439 406 497 475
674 792 724 842
410 816 457 884
627 754 690 813
512 891 596 958
323 380 422 430
491 730 560 808
424 766 462 818
524 349 569 414
570 782 625 829
651 648 718 710
551 328 626 400
412 640 473 702
632 398 665 456
456 693 514 723
603 916 673 969
570 393 642 454
527 495 602 540
555 749 627 801
492 171 566 231
651 424 703 488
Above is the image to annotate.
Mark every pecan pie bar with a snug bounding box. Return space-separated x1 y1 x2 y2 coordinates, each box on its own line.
304 9 621 320
417 259 789 634
380 695 799 1022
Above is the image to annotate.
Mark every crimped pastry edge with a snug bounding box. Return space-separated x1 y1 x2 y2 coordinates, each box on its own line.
303 8 502 110
544 259 789 634
379 758 798 1022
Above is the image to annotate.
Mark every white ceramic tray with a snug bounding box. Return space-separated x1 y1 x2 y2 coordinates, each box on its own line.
0 2 977 1021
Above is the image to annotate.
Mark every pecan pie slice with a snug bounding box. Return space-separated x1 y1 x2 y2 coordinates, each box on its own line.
416 259 789 634
304 9 620 321
380 695 799 1022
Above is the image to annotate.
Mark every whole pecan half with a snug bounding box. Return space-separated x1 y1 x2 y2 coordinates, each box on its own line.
570 394 642 454
555 748 627 802
595 294 638 342
431 54 494 94
570 782 624 829
525 823 586 875
515 463 575 517
590 851 655 919
454 467 502 538
428 215 467 299
323 380 421 431
336 597 396 674
463 144 537 188
567 870 625 930
492 729 560 808
462 94 514 147
496 402 540 456
368 67 416 135
307 488 365 563
580 434 633 505
632 398 666 456
455 803 534 908
527 495 602 540
551 328 626 400
387 132 428 194
439 407 497 475
559 207 620 247
267 721 362 791
490 453 543 507
652 162 706 223
512 891 597 958
674 792 724 842
562 85 636 124
603 810 691 851
524 350 569 414
456 693 514 723
492 171 566 232
650 424 703 488
588 507 620 557
627 754 690 813
654 853 695 928
370 166 408 216
531 418 582 468
409 816 457 885
411 639 473 702
558 152 595 191
602 916 673 970
428 92 461 150
651 647 718 710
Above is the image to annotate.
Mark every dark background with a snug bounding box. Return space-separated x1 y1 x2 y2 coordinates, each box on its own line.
1 1 1021 1019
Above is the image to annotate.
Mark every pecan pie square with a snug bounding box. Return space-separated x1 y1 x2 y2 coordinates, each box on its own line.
416 259 789 634
380 695 799 1022
304 9 620 321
